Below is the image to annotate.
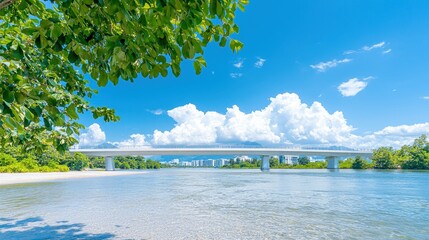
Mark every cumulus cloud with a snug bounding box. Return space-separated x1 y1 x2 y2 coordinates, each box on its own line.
90 92 427 150
374 123 429 137
338 77 370 97
152 104 225 145
79 123 106 147
362 41 385 51
233 59 244 68
310 58 352 72
230 73 243 78
218 105 281 143
150 92 428 149
152 93 355 146
111 134 151 148
354 123 429 149
254 57 266 68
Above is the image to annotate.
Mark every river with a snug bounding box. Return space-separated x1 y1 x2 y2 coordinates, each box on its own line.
0 169 428 239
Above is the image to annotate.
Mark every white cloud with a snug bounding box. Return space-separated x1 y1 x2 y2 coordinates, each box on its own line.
217 105 281 143
338 77 369 97
423 96 429 100
152 93 355 146
344 50 356 55
254 57 266 68
362 41 385 51
147 109 164 115
354 123 429 149
152 104 225 145
93 92 427 150
233 59 244 68
382 49 392 54
362 76 374 81
230 73 243 78
79 124 106 147
111 134 151 148
310 58 352 72
374 123 429 137
344 41 389 55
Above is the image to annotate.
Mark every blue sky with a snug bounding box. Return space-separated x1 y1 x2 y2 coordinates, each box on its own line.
78 0 429 149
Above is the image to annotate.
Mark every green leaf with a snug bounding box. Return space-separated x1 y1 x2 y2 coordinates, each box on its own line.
68 51 79 63
51 24 63 40
90 68 99 80
40 34 48 48
66 104 78 119
216 0 223 17
11 46 24 59
210 0 217 17
24 108 34 121
15 92 25 104
193 62 201 74
40 20 53 29
98 71 108 87
43 117 52 130
171 64 181 77
3 91 14 103
219 37 227 47
22 28 37 35
229 39 243 53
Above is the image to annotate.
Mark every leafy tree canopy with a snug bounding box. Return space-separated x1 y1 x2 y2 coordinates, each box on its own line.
0 0 247 152
298 156 310 165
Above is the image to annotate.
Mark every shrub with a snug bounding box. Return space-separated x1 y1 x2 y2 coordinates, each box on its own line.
57 165 70 172
20 157 40 171
63 153 89 171
0 153 17 167
39 166 55 172
5 163 29 173
352 156 369 169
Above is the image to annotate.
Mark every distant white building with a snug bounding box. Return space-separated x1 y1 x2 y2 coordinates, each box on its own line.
170 159 180 165
215 159 228 168
203 159 216 167
279 155 299 164
179 161 192 167
191 160 199 167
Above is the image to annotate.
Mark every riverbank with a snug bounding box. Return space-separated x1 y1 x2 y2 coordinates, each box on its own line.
0 171 144 186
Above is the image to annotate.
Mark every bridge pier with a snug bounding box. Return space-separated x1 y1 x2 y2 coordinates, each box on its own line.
105 156 115 171
261 155 270 172
326 156 339 169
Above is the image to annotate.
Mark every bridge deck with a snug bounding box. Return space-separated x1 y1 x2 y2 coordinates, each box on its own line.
70 148 372 158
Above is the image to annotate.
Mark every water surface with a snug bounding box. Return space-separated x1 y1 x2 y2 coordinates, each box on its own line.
0 169 428 239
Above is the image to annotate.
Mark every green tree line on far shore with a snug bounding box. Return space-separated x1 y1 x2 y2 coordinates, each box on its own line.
0 145 161 172
222 134 429 170
88 156 161 170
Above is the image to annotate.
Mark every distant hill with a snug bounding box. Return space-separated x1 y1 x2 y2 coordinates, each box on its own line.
78 142 118 149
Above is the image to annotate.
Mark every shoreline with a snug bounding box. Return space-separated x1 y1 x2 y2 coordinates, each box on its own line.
0 170 144 186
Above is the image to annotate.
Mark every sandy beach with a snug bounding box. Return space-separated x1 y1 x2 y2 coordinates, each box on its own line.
0 171 144 186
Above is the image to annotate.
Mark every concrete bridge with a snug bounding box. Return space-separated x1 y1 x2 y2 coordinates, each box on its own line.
71 148 372 171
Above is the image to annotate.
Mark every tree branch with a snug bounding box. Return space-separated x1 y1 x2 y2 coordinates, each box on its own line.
0 0 15 11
